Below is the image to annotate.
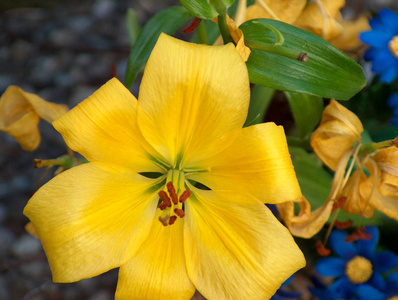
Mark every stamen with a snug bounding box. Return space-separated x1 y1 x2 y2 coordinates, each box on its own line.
168 215 177 225
167 182 179 205
158 191 172 207
159 215 170 227
179 190 191 203
174 208 185 218
334 220 353 229
315 240 331 256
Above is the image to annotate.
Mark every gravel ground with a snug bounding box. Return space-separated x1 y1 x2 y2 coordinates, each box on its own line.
1 1 398 299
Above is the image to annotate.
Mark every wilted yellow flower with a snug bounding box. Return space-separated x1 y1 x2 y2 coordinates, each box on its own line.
0 86 68 151
24 34 305 299
245 0 369 52
310 99 363 171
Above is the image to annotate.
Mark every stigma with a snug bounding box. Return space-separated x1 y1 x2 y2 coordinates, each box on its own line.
389 35 398 58
158 181 191 226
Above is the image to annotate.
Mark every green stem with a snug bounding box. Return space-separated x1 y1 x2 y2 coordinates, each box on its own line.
196 20 208 45
245 40 308 62
217 13 233 44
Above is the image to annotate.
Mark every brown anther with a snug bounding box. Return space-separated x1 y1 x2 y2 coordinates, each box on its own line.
183 17 202 33
174 208 185 218
179 190 191 203
332 196 347 212
168 215 177 225
345 228 372 243
158 191 172 207
315 240 331 256
335 220 353 230
167 182 178 205
159 202 167 211
159 215 170 226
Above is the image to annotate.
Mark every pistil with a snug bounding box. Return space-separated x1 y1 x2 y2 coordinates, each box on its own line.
389 35 398 58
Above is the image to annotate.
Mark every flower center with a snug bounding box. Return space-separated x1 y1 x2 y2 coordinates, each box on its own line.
388 297 398 300
389 35 398 59
345 256 373 284
157 169 191 226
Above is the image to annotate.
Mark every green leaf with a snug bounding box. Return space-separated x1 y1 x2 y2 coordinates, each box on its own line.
244 85 275 127
240 19 366 100
125 7 192 88
126 8 140 47
179 0 218 19
289 146 332 208
285 91 324 139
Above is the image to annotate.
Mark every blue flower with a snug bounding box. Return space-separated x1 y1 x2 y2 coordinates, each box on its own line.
387 92 398 126
360 9 398 83
357 273 398 300
315 226 398 299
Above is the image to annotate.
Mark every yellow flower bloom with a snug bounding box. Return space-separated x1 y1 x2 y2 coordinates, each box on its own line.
24 34 305 299
0 86 68 151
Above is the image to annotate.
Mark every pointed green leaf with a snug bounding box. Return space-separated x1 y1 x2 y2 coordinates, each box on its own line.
125 7 192 88
126 8 140 47
285 91 324 139
240 19 366 100
244 85 275 127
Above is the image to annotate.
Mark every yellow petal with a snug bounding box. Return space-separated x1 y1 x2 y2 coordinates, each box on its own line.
0 86 67 150
137 33 250 169
293 0 345 40
23 162 162 282
53 78 165 173
329 16 370 52
188 122 301 204
277 197 334 238
25 222 39 238
226 15 251 62
246 0 306 24
184 190 305 299
311 100 363 171
116 210 195 300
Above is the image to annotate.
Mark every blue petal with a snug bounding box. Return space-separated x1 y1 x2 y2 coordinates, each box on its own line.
329 230 357 259
386 273 398 294
373 251 398 272
372 50 394 73
357 226 379 257
379 62 398 83
379 9 398 35
316 257 346 277
369 272 386 290
330 277 354 299
356 285 386 300
360 31 392 48
369 17 385 31
390 117 398 127
387 92 398 107
364 48 381 60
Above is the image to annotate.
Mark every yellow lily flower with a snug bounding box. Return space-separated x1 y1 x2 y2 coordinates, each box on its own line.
23 34 305 299
0 86 68 151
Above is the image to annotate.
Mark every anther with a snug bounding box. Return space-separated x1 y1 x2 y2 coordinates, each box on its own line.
335 220 353 230
179 190 191 203
159 202 168 210
159 215 170 227
183 17 202 33
332 196 347 212
166 182 179 205
345 227 372 243
174 208 185 218
158 191 172 207
169 215 177 225
315 240 331 256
